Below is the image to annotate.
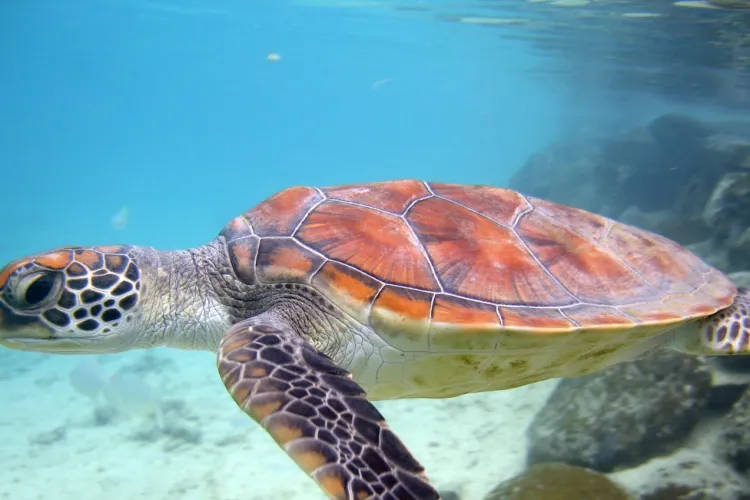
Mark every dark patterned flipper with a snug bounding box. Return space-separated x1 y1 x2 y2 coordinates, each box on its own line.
217 316 441 500
699 287 750 354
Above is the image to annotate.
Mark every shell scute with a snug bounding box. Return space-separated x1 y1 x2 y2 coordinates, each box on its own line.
227 236 260 285
296 201 439 291
430 182 527 227
430 296 499 352
256 238 324 284
406 196 573 306
370 286 432 351
323 179 429 213
499 306 575 332
432 295 497 327
561 304 638 328
310 261 382 324
236 180 736 345
517 210 651 305
245 186 323 237
532 196 609 242
605 223 701 294
221 216 254 242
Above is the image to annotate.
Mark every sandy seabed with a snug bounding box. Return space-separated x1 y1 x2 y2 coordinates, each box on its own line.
0 348 558 500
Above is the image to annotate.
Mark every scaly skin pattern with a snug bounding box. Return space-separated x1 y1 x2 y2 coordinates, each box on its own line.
218 318 439 499
1 179 749 500
0 241 232 353
218 179 739 400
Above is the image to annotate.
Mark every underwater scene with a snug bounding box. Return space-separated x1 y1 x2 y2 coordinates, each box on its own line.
3 0 750 499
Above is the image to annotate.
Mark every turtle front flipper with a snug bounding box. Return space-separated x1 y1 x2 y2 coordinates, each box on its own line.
217 316 440 500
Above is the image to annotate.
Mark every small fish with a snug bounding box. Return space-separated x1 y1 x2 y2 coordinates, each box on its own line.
371 77 392 90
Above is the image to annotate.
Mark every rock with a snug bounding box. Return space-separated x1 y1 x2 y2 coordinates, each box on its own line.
705 360 750 410
508 113 750 272
483 463 629 500
610 449 750 500
593 114 717 216
706 134 750 171
648 114 712 150
526 351 712 472
707 380 750 412
708 357 750 375
708 0 750 10
703 171 750 243
730 271 750 289
716 387 750 472
618 205 710 245
596 134 668 214
507 140 605 214
29 426 67 446
687 240 731 273
709 120 750 139
438 490 462 500
694 172 750 272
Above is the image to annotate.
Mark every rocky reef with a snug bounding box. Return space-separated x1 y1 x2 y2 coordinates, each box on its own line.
484 463 629 500
510 113 750 272
525 351 712 474
475 114 750 499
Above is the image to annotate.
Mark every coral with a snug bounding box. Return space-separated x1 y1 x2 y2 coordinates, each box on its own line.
526 351 711 473
483 463 629 500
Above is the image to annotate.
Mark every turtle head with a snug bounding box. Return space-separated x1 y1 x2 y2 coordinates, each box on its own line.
0 245 144 354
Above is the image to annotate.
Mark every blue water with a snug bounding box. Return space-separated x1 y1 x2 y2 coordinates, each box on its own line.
0 0 560 258
0 3 563 498
2 1 748 499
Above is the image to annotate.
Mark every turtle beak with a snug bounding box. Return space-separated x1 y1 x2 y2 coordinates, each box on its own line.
0 300 55 349
0 300 133 354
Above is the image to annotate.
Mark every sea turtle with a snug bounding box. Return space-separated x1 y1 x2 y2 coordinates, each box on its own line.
0 179 748 499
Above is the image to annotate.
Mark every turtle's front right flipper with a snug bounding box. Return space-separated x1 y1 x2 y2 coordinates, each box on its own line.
217 315 440 500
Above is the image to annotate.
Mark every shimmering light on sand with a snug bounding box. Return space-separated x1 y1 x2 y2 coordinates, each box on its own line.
267 53 282 62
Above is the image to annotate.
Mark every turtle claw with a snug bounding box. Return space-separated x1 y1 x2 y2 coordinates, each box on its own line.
217 316 440 500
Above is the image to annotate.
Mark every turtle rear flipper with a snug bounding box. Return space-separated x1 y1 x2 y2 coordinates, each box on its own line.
217 315 440 500
700 288 750 354
673 287 750 356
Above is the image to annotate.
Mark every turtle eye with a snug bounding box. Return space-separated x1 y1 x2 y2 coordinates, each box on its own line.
14 271 61 308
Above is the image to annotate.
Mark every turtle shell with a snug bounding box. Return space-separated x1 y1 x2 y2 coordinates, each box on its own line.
221 179 735 354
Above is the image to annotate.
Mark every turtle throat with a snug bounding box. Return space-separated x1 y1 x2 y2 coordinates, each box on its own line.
133 240 232 351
